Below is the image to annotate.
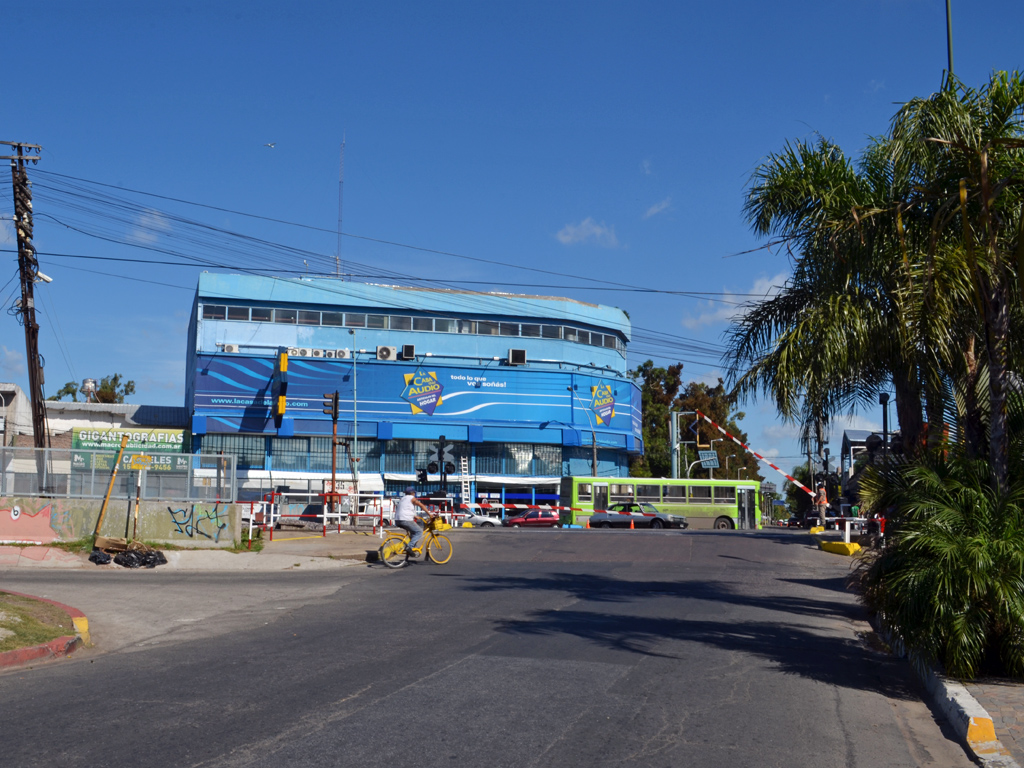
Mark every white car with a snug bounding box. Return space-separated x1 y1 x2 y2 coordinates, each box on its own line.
462 511 501 528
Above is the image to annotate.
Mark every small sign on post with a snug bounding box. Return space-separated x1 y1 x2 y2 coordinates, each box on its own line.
129 455 153 471
698 450 719 469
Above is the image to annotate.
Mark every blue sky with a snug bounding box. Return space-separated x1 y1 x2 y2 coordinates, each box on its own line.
2 1 1022 478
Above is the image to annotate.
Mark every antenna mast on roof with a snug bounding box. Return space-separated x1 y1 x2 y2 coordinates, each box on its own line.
336 137 345 280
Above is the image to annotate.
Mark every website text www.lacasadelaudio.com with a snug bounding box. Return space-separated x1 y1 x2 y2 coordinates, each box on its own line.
209 397 310 407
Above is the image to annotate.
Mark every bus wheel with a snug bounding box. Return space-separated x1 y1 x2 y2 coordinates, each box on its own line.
714 517 734 530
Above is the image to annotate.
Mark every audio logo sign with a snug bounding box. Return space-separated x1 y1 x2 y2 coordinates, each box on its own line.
401 370 444 416
590 381 615 425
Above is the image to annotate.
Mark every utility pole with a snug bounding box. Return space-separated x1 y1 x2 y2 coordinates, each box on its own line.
336 138 345 279
1 142 47 453
945 0 954 76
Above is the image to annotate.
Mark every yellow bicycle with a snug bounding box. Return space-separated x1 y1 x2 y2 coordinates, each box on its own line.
379 515 453 568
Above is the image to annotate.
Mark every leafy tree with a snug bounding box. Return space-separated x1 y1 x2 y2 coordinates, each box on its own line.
48 382 80 402
94 374 136 404
783 465 814 519
629 361 762 483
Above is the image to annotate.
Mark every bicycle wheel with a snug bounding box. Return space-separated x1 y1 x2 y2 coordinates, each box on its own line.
379 535 410 568
426 533 453 564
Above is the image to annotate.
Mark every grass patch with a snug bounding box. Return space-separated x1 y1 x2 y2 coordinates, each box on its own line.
50 537 94 554
0 592 75 653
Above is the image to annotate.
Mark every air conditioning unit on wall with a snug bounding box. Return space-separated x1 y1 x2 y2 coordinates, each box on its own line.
291 347 313 357
377 346 397 361
311 348 325 358
223 344 240 354
508 349 527 366
400 344 416 360
324 348 351 359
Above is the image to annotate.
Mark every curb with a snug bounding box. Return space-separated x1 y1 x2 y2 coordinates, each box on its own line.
918 665 1021 768
0 590 90 669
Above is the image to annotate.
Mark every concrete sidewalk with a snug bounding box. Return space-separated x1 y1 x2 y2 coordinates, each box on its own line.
0 529 389 571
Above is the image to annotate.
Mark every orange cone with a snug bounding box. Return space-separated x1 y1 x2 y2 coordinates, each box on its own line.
585 518 590 529
630 518 634 530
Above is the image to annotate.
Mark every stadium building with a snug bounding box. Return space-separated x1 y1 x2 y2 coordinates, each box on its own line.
186 273 642 504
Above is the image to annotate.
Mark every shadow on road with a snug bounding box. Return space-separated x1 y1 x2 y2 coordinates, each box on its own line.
460 571 910 699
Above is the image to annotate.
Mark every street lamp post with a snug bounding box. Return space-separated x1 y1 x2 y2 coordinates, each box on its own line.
709 438 724 479
737 467 748 480
349 330 360 516
567 386 598 477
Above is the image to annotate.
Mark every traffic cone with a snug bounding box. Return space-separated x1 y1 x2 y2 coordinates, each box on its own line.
629 518 634 530
585 518 590 529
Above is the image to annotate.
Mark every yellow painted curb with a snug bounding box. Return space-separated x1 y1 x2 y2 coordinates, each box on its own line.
72 615 90 646
966 716 997 745
819 541 861 556
808 525 825 534
461 522 473 527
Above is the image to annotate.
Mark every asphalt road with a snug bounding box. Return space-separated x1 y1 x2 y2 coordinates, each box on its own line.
1 529 973 768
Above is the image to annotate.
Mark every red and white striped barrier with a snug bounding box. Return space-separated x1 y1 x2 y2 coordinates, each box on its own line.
694 409 815 497
457 503 583 512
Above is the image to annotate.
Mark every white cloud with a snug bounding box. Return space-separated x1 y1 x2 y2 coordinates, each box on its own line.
0 219 15 245
128 208 173 245
866 79 885 93
1 345 25 379
681 271 788 329
641 159 652 175
644 197 671 219
555 217 619 248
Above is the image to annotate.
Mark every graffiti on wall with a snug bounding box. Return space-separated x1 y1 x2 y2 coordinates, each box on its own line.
0 500 57 544
167 503 228 542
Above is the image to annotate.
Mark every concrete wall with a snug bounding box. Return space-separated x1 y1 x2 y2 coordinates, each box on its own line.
0 496 241 548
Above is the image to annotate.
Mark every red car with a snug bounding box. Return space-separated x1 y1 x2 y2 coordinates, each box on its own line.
502 509 560 528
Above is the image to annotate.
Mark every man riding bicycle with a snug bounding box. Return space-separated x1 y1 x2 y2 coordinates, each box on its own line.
395 486 435 554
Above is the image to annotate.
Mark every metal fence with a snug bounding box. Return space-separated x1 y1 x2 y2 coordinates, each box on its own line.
0 447 237 502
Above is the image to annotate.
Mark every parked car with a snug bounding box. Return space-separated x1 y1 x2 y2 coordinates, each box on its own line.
785 516 802 528
502 509 560 528
462 511 501 527
587 502 688 530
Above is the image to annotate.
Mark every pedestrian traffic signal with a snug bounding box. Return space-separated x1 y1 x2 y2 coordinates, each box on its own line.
322 391 339 421
272 349 289 424
416 468 428 484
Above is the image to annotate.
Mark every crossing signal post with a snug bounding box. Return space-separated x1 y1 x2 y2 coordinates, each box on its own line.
323 391 340 516
272 348 288 427
416 468 428 484
426 435 456 509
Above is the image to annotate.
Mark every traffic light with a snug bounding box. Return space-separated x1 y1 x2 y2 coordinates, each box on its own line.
416 468 428 484
322 391 339 421
427 461 439 474
272 348 288 425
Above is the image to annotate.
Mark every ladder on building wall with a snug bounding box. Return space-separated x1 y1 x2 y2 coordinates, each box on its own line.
459 455 471 504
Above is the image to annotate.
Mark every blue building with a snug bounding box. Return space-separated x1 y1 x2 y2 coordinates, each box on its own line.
186 273 642 504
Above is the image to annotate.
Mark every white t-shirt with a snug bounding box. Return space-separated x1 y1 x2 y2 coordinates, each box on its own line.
395 493 418 522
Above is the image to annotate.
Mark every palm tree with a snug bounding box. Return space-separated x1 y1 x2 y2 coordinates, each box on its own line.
728 136 928 454
888 73 1024 493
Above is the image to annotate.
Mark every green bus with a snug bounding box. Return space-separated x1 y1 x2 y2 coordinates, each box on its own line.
558 476 761 530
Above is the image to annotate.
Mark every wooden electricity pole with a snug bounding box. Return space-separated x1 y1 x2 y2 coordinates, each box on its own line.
1 142 47 455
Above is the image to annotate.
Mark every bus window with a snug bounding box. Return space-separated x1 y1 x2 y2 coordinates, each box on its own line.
610 484 634 502
578 483 592 502
664 485 686 501
689 486 712 504
714 486 736 504
636 484 661 501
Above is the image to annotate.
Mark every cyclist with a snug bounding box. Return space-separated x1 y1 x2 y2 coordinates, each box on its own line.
395 486 434 555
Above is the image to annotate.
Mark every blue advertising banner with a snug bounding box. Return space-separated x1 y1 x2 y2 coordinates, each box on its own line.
192 355 641 438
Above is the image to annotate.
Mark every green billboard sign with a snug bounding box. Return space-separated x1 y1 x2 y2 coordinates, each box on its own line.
71 427 184 453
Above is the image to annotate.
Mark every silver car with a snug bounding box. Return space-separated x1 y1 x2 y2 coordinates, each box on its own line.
462 511 502 528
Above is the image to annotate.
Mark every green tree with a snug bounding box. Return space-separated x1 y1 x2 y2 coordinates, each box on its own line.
629 361 762 483
94 374 136 404
48 382 79 402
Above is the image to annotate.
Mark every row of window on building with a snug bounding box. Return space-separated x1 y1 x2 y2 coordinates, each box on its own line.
578 482 739 505
200 304 625 354
196 434 627 477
